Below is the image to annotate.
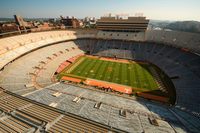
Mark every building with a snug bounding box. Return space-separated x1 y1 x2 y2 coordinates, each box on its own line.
0 23 19 33
14 15 34 30
60 16 80 28
97 15 149 32
83 17 96 28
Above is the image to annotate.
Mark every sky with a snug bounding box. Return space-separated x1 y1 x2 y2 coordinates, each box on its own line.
0 0 200 21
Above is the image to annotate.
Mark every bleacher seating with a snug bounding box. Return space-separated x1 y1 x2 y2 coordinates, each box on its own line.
145 30 200 53
0 30 200 132
0 88 117 133
77 39 200 117
2 34 199 116
0 41 84 93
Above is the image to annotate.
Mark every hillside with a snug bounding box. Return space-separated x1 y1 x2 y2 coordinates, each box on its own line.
150 20 200 33
165 21 200 33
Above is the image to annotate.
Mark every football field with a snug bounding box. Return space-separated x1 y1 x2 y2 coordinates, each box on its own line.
59 56 160 92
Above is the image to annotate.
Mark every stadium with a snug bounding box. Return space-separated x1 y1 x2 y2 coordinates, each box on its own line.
0 16 200 132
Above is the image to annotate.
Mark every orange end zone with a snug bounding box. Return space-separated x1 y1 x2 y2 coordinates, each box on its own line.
61 76 82 83
85 55 99 59
99 57 130 64
84 79 132 94
99 57 148 64
136 92 169 103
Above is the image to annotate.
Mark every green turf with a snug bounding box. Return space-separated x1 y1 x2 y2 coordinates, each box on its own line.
59 56 160 92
